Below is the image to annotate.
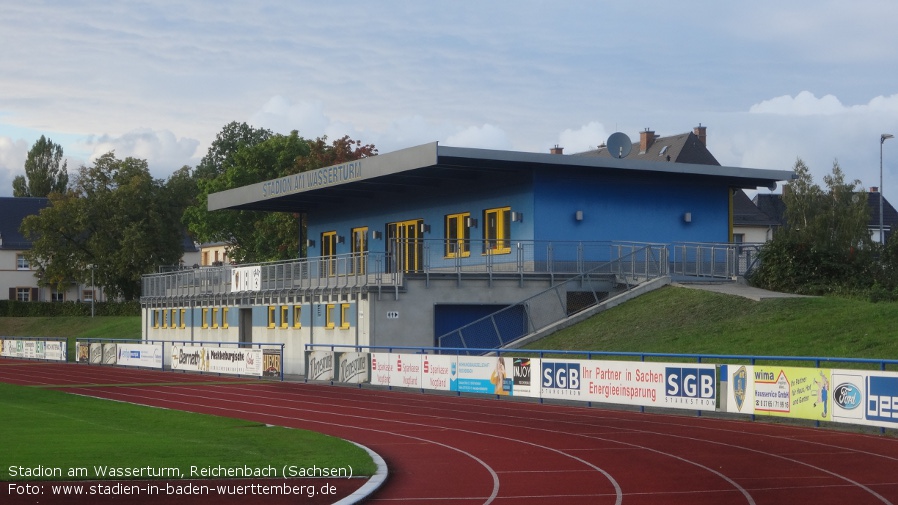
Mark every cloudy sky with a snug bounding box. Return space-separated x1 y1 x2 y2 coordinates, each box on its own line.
3 1 898 198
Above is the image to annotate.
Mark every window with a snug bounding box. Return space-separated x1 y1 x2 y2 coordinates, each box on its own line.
351 227 368 274
733 233 745 244
483 207 511 254
202 308 209 329
340 303 351 330
280 306 289 329
221 307 229 329
293 305 302 328
325 304 335 329
321 231 337 276
82 290 95 302
51 291 64 302
162 309 168 329
153 310 160 329
16 254 29 270
268 306 276 329
211 307 219 329
171 308 178 329
444 213 471 258
180 308 187 329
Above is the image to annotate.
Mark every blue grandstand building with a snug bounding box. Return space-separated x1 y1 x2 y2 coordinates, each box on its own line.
141 129 794 375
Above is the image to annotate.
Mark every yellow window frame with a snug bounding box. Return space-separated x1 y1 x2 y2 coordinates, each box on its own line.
153 310 160 329
325 303 335 330
171 308 178 329
211 307 219 329
180 308 186 329
280 306 289 329
268 306 276 329
321 230 337 277
221 307 229 329
444 212 471 258
201 308 209 329
340 303 351 330
293 305 302 328
483 207 511 255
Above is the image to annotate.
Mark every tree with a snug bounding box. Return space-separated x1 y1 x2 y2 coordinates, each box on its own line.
21 152 188 301
184 128 377 264
12 135 69 197
193 121 272 181
751 158 872 294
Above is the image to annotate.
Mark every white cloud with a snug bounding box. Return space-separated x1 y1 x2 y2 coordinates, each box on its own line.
749 91 846 116
81 129 200 179
557 122 609 154
445 124 512 150
250 97 331 138
0 136 29 196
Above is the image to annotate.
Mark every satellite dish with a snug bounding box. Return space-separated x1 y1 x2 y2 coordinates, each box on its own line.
606 132 632 159
767 181 778 192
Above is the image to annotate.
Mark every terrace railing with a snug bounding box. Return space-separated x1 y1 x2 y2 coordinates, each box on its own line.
142 241 754 301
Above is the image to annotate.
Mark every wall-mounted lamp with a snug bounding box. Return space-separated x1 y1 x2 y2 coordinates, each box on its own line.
371 230 383 240
511 211 523 223
683 212 692 223
575 210 583 221
337 235 345 244
419 223 431 234
306 239 316 248
466 216 478 228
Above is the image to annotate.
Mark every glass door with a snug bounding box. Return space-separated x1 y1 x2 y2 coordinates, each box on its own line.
386 219 423 273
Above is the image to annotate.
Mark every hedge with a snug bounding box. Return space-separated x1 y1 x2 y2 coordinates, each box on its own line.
0 300 140 317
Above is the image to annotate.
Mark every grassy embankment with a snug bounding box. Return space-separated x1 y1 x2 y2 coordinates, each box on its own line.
527 285 898 364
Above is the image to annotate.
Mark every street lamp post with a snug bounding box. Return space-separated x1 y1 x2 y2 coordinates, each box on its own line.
882 134 894 245
88 264 95 318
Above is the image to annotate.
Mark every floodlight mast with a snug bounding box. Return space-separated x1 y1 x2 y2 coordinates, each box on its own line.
882 134 894 245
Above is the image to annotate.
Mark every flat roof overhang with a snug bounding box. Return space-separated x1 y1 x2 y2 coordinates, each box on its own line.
208 142 796 213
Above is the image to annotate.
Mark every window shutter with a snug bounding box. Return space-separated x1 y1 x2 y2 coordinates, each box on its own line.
8 288 14 300
31 288 39 302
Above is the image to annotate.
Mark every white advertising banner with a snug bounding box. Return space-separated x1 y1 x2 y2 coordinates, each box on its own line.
231 266 261 292
369 352 392 387
44 341 66 361
421 354 455 391
116 343 164 369
306 350 335 381
390 353 422 389
336 351 369 384
170 345 263 376
539 359 717 411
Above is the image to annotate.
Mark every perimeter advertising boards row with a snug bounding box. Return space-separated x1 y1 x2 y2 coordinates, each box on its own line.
305 351 719 411
70 341 282 378
0 338 66 361
723 364 898 429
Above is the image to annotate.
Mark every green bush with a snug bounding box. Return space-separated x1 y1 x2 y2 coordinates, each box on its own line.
0 300 140 317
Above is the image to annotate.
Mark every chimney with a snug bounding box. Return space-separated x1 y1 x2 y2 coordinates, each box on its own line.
550 145 564 155
693 123 707 145
871 186 879 193
639 128 655 153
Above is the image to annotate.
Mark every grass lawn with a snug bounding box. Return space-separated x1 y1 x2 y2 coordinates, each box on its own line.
0 382 375 482
0 316 141 361
528 285 898 361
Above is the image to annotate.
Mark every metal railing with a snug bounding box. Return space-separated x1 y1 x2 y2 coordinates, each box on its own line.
436 244 668 351
142 241 758 301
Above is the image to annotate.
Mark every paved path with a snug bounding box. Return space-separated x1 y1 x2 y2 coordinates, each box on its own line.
674 282 812 301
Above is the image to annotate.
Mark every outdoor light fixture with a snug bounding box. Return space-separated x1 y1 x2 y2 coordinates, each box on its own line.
371 230 382 240
575 210 583 221
337 235 345 244
511 211 523 222
881 133 894 245
419 223 431 233
684 212 692 223
466 216 478 228
306 239 315 248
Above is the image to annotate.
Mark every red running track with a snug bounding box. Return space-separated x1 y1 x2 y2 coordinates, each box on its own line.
2 359 898 504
